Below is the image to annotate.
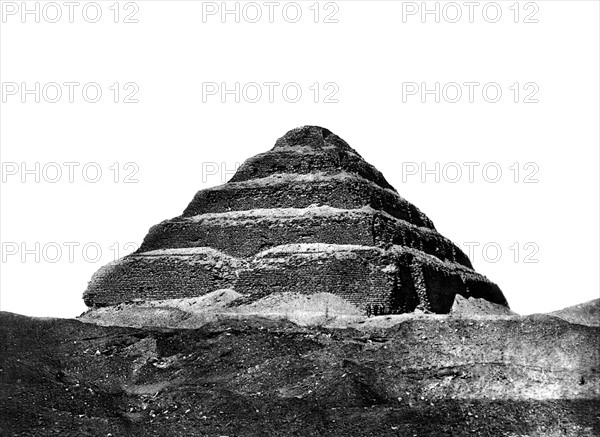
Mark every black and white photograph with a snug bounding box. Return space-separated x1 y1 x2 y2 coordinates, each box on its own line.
0 1 599 435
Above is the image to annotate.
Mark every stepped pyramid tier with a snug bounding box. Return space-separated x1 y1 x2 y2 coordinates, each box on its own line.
228 126 395 191
84 126 509 314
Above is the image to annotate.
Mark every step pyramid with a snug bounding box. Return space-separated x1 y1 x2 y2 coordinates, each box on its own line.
84 126 508 314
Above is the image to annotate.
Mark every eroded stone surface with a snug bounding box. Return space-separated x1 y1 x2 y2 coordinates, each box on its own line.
138 206 470 265
181 172 435 228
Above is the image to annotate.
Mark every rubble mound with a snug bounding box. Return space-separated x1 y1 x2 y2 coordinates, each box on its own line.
548 299 600 327
450 294 516 317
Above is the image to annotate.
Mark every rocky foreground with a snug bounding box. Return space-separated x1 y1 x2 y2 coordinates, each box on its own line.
1 299 598 436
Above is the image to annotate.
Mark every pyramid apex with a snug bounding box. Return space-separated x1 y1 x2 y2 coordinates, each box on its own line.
273 126 357 155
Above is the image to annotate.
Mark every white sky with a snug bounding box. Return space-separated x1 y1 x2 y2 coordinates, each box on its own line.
1 0 598 317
